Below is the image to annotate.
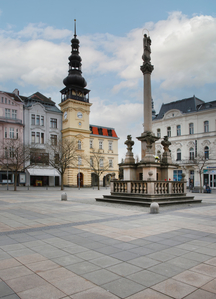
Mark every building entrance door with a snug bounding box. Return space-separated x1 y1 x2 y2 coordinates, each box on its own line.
77 172 83 188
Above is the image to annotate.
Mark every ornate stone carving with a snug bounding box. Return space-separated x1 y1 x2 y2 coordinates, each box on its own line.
201 140 211 146
140 34 154 75
187 141 195 148
124 135 135 164
125 135 134 153
161 136 171 152
140 63 154 74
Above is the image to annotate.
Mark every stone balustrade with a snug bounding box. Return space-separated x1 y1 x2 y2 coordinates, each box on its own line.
111 180 186 195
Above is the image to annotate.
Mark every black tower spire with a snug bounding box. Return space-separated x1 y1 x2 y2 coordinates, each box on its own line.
60 20 90 103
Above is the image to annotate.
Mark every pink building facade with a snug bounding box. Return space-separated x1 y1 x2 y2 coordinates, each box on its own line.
0 89 24 184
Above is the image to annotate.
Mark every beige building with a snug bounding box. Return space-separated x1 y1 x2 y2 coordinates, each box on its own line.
59 24 118 187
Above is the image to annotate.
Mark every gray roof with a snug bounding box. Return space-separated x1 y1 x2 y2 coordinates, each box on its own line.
154 96 205 120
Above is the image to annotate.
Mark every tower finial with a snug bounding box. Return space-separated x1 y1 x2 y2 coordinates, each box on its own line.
74 19 77 38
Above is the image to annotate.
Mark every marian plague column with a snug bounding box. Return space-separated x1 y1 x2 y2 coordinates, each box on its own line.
137 34 159 164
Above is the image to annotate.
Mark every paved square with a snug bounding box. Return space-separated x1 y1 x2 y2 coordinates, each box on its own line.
0 187 216 298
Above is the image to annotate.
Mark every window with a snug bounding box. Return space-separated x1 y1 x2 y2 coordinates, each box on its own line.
5 109 10 118
78 140 81 150
31 132 35 143
55 154 59 164
204 146 209 159
9 128 14 139
176 148 181 161
90 139 93 149
41 133 44 144
36 132 40 143
16 128 18 139
1 97 3 103
167 126 171 137
9 100 10 104
176 125 181 136
189 147 194 160
99 140 103 149
204 121 209 132
109 159 113 168
90 157 93 167
12 101 14 105
99 158 103 168
5 98 7 104
50 118 57 128
5 128 7 138
41 116 44 126
12 110 17 119
9 147 14 158
36 115 40 126
157 128 161 138
78 156 82 166
189 123 194 135
108 141 113 151
4 147 8 158
173 170 182 181
51 134 57 145
31 114 35 125
30 152 49 165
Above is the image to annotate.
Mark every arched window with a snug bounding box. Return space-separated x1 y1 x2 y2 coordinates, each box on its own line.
176 148 181 161
167 127 171 137
157 129 161 138
204 121 209 133
189 123 194 135
78 140 81 150
189 147 194 160
204 146 209 159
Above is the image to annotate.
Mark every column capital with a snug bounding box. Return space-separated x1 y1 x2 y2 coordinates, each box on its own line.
140 63 154 74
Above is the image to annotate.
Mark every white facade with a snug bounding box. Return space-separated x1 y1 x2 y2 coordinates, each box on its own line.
23 93 62 186
152 98 216 189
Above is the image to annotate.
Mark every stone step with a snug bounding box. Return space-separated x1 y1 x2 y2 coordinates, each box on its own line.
95 195 202 206
104 194 195 202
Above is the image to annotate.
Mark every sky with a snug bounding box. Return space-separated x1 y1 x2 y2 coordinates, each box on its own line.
0 0 216 161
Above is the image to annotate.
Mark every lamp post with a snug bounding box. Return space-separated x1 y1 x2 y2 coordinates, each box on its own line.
6 157 9 191
78 163 80 190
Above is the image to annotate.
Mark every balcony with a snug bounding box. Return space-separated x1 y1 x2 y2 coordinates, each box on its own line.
0 116 22 124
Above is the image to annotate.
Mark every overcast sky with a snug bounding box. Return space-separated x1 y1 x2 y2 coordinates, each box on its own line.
0 0 216 161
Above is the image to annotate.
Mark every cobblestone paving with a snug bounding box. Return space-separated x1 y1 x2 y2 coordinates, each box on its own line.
0 187 216 298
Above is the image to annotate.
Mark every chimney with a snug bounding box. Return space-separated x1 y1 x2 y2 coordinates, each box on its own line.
13 89 19 96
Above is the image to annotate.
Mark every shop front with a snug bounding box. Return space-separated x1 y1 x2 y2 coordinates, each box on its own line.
27 168 60 187
204 168 216 189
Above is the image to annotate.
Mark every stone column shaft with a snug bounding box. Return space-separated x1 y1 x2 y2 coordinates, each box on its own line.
144 73 152 133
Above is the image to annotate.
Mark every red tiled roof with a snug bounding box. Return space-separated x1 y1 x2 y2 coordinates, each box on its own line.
90 126 118 138
92 127 99 135
103 128 109 136
111 129 118 138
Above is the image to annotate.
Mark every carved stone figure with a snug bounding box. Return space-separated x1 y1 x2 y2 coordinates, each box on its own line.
161 136 171 152
125 135 134 153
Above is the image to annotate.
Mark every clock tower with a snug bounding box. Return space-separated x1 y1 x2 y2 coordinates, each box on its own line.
59 20 92 187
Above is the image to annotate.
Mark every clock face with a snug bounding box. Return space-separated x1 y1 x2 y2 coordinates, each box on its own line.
77 112 83 119
64 111 67 119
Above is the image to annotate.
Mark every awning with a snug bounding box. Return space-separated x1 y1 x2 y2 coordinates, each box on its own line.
27 168 60 177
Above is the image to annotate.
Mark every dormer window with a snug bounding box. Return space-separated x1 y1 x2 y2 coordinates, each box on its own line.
98 128 103 135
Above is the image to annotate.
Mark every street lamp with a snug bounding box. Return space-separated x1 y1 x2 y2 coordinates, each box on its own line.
4 147 9 191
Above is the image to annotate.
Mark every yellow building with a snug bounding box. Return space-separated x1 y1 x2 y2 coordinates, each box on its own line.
59 23 118 187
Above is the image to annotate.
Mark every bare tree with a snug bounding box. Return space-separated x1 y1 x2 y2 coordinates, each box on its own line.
191 152 208 193
86 148 110 190
47 138 78 190
0 138 32 191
